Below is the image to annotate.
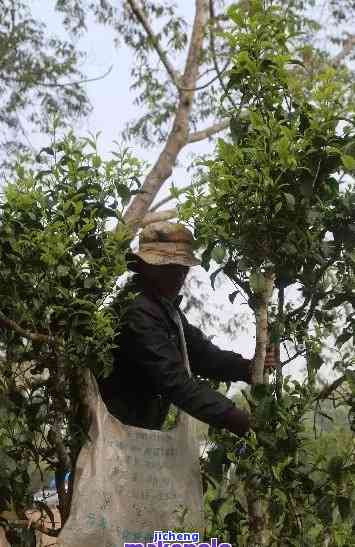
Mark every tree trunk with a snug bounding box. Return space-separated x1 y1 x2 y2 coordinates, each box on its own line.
276 285 284 400
251 272 275 385
247 271 275 546
123 0 209 233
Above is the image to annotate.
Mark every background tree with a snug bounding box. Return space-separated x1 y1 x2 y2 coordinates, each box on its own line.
0 0 97 167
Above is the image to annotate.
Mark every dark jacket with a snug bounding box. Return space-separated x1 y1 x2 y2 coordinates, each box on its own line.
98 275 252 430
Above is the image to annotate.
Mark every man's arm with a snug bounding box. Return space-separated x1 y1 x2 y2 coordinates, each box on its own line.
119 300 250 434
180 313 253 383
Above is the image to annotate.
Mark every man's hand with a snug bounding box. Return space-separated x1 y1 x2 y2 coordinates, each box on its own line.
264 344 278 371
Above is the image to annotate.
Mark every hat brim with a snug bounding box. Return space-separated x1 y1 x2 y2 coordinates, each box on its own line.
126 250 201 271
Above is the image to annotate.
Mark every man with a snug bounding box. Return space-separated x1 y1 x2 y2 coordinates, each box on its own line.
99 221 275 436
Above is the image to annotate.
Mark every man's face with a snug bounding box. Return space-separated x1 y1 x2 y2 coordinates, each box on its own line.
141 262 190 299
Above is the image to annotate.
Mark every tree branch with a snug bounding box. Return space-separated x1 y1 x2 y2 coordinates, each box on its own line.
188 120 229 143
141 208 177 226
0 313 50 343
252 272 275 384
1 65 113 89
209 0 237 109
315 374 348 401
281 348 306 368
179 59 230 91
9 519 60 538
123 0 209 232
126 0 180 88
149 180 206 212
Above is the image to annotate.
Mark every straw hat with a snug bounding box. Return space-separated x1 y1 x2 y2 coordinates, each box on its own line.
127 221 201 271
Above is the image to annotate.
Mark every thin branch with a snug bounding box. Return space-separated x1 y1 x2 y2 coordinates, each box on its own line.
9 520 60 537
288 260 333 320
197 66 219 81
0 313 50 343
179 59 230 91
127 0 180 88
281 349 306 368
15 112 37 153
276 286 284 399
315 375 348 401
2 65 113 89
188 120 229 143
149 180 206 212
209 0 237 109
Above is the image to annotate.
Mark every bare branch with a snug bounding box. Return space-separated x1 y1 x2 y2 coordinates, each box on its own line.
149 180 206 212
334 34 355 64
209 0 237 109
315 374 348 401
2 65 113 89
281 349 306 368
188 120 229 143
0 313 50 343
9 519 60 537
141 208 177 226
126 0 180 88
123 0 209 232
179 59 230 91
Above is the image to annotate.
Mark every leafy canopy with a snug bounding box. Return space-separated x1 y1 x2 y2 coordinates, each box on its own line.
0 0 91 166
0 132 143 519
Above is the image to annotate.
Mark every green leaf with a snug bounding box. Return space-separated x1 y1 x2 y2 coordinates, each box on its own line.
308 352 323 370
210 497 227 514
211 245 226 265
341 154 355 171
201 241 217 271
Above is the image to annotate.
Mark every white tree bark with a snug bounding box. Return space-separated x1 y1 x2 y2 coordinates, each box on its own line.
247 271 275 546
252 272 275 385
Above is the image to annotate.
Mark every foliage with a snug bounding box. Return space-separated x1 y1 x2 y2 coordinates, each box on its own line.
181 0 355 360
49 0 355 150
1 1 355 544
182 1 355 280
0 0 91 166
181 1 355 544
0 132 142 528
201 381 355 546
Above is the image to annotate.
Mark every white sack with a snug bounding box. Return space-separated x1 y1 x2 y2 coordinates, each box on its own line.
57 371 204 547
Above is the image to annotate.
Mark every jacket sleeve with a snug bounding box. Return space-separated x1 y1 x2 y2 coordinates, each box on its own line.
180 313 252 383
119 301 236 427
